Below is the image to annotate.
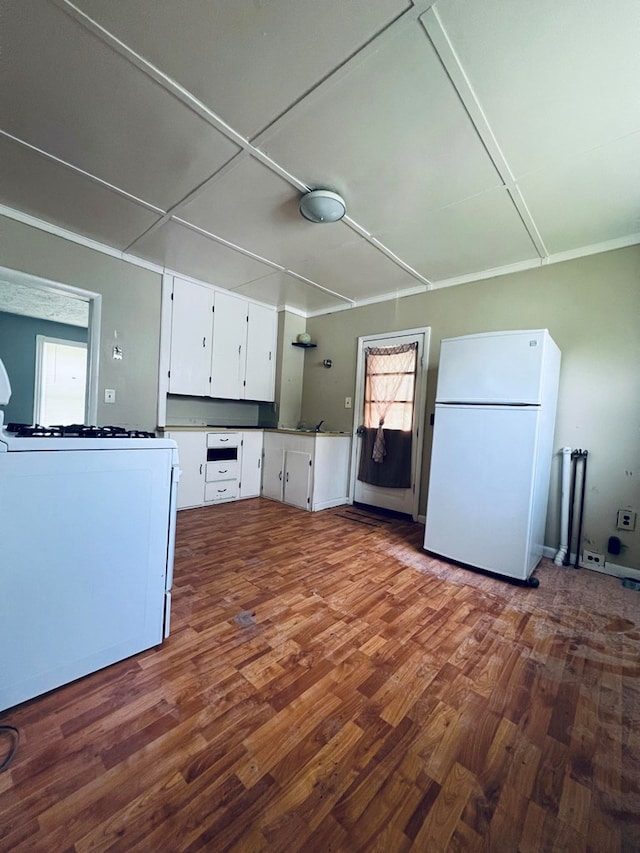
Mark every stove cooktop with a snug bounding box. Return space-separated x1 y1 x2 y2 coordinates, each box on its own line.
0 422 176 453
5 423 157 439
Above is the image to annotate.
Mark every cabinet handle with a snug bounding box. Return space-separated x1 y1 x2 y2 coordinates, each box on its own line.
258 459 261 469
220 437 229 442
279 470 282 481
199 464 203 474
202 337 206 348
218 488 227 493
286 472 289 482
219 468 228 473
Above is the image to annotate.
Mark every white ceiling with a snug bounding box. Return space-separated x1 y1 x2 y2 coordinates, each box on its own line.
0 280 88 327
1 0 638 316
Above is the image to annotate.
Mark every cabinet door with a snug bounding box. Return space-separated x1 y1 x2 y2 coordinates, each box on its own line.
168 279 213 396
261 435 284 501
239 431 263 498
210 291 247 400
284 450 312 510
166 431 206 509
244 303 276 402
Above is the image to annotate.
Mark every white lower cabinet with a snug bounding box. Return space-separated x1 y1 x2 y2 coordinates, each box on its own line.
168 430 207 509
239 430 263 498
283 450 312 509
167 430 263 509
261 431 351 512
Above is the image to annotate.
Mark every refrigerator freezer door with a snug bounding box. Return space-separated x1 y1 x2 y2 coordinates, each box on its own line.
436 330 548 404
424 405 540 580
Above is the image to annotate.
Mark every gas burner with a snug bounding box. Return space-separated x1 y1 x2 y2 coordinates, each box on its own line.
5 422 156 439
6 423 63 437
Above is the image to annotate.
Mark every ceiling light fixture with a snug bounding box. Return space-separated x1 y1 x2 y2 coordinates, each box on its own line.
299 190 346 223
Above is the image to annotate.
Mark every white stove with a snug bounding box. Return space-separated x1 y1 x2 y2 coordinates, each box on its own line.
0 358 180 712
0 421 171 452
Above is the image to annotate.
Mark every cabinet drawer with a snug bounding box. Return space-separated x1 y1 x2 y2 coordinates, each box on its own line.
205 461 239 482
205 480 238 502
207 432 240 449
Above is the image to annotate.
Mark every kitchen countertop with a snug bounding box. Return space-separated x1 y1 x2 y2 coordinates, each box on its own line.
161 425 350 437
267 428 350 437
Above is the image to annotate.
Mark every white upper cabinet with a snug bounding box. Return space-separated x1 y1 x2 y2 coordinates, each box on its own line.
211 291 276 402
165 277 276 402
210 290 248 400
168 278 214 396
245 302 276 402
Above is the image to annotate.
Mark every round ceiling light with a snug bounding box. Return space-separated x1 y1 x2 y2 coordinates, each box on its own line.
299 190 346 223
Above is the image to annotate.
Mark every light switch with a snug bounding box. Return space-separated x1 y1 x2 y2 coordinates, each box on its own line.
104 388 116 403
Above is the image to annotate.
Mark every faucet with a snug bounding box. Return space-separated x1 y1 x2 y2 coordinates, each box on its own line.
314 420 324 432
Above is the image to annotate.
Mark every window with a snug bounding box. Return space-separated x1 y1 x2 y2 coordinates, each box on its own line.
363 342 418 432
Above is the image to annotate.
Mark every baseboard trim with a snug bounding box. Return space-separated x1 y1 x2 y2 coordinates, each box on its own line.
541 546 640 580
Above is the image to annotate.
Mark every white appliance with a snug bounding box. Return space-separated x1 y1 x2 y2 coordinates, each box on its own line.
0 358 180 712
424 330 561 584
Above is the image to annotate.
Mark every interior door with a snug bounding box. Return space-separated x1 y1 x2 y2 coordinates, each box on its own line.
352 329 429 518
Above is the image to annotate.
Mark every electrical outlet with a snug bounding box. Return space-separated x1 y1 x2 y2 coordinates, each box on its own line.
580 549 605 569
104 388 116 404
345 396 352 409
617 509 637 531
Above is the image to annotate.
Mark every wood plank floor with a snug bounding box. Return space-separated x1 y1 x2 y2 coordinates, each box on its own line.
1 498 639 851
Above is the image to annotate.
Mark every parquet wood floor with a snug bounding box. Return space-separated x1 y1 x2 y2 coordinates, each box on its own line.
1 498 639 851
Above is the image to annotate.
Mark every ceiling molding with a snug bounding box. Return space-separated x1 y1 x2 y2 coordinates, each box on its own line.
2 202 637 319
429 258 543 291
277 304 308 318
351 283 430 309
543 232 640 266
0 129 166 216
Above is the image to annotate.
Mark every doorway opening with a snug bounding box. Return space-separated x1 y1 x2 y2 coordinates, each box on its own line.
34 336 88 426
350 328 430 520
0 265 100 424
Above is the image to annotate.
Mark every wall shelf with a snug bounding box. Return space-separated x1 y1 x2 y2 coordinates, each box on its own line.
291 341 317 349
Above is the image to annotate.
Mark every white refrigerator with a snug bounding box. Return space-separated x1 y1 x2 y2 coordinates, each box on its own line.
423 330 561 584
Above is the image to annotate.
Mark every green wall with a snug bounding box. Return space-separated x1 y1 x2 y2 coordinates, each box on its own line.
301 246 640 569
0 311 88 423
0 215 162 430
